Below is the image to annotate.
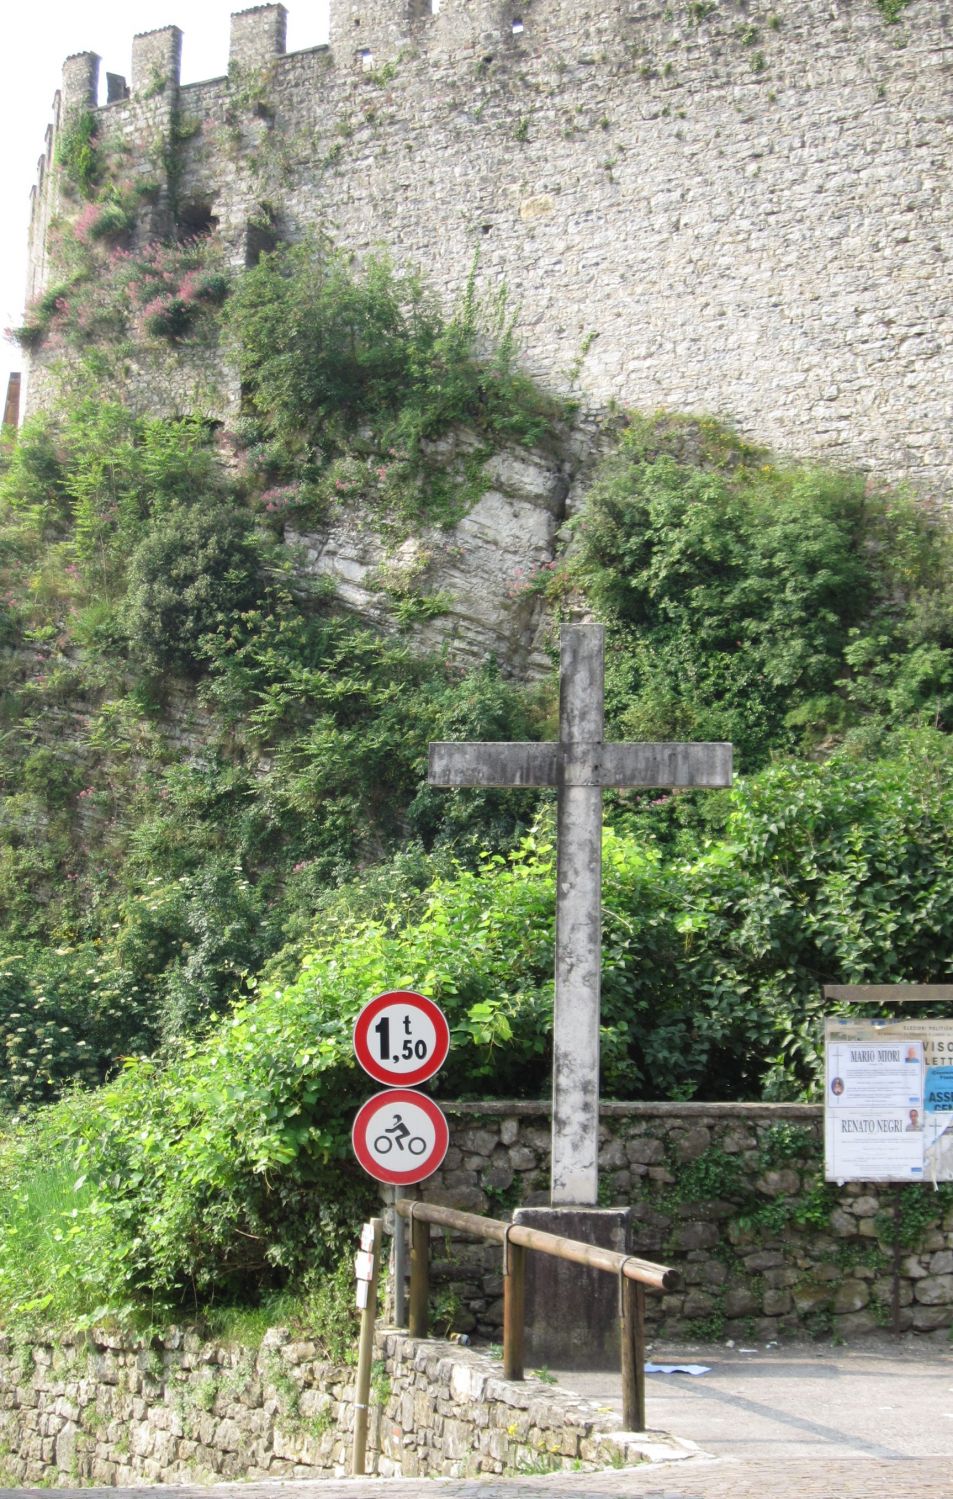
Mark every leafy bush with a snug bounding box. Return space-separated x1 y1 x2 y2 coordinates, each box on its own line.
0 414 70 532
232 239 566 467
11 282 78 350
84 199 134 245
1 403 223 577
57 111 100 199
575 414 953 767
0 944 157 1111
2 730 951 1325
122 502 266 675
17 238 230 355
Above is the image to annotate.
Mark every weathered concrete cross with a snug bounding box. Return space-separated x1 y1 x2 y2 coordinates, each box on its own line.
429 623 732 1207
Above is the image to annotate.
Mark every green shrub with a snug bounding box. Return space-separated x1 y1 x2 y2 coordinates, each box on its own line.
16 401 223 591
57 111 101 198
143 298 198 340
575 415 953 767
12 283 76 350
0 944 157 1110
122 502 266 675
87 199 134 243
230 241 564 529
0 415 70 531
875 0 911 21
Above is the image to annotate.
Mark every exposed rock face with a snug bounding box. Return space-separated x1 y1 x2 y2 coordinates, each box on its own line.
287 442 573 676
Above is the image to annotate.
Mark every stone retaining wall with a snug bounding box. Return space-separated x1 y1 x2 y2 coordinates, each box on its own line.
0 1328 673 1486
418 1103 953 1343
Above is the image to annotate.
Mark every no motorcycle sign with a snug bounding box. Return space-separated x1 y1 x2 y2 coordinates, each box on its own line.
351 1088 449 1186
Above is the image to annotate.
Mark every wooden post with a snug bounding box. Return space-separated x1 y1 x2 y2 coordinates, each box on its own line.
395 1197 679 1293
620 1276 645 1432
502 1236 525 1381
351 1216 383 1476
409 1208 429 1338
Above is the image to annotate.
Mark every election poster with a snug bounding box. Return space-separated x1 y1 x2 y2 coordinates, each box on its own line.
825 1018 953 1184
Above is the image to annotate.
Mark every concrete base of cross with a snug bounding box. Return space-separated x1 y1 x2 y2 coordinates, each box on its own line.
512 1205 635 1369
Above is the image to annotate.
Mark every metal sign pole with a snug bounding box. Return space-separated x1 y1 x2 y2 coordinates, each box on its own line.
392 1186 408 1328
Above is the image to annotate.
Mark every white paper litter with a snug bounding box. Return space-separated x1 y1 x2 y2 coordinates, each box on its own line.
644 1362 710 1376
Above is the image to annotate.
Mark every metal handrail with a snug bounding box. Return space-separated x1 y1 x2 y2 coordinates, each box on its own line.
394 1198 678 1431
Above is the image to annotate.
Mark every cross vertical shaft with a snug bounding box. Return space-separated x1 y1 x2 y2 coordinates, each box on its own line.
428 623 732 1209
553 626 604 1205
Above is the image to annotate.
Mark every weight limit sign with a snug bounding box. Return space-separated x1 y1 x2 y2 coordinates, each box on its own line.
351 1088 450 1186
353 990 450 1088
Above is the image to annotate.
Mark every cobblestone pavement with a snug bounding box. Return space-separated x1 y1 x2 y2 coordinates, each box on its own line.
4 1339 952 1498
4 1461 953 1499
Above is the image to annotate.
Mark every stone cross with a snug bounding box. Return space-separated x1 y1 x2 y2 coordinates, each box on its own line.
429 623 732 1206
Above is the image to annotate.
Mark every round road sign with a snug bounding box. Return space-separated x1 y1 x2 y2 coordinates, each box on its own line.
352 1088 449 1186
353 990 450 1087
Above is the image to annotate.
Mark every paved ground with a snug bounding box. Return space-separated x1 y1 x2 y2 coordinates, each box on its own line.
555 1337 953 1461
3 1337 952 1498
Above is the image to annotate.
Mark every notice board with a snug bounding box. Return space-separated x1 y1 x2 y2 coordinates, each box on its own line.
825 1018 953 1184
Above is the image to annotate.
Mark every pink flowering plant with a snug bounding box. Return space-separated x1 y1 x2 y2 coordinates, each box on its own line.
13 237 230 353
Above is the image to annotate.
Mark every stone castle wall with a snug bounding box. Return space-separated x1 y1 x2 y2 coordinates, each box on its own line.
24 0 953 502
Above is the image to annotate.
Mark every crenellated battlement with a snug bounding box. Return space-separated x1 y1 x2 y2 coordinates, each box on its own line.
19 2 953 503
230 4 288 71
130 26 183 98
60 52 100 117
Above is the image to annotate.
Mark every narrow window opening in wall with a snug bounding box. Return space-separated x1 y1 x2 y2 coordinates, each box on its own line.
179 201 218 239
512 18 525 35
245 221 279 267
105 72 129 105
481 224 493 236
359 47 375 71
410 0 440 15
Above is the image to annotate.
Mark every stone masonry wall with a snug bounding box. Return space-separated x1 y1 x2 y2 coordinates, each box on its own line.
23 0 953 504
0 1327 672 1486
417 1102 953 1343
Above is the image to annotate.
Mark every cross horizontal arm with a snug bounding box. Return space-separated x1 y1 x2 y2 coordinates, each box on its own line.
429 742 557 788
600 742 732 789
428 741 732 790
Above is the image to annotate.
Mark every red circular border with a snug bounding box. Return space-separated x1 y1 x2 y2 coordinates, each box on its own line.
352 1089 449 1186
353 990 450 1087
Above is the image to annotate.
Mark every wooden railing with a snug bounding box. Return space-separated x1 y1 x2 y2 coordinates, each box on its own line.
394 1199 679 1432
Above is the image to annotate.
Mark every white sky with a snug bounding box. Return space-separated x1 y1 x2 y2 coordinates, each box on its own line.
1 1 331 409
